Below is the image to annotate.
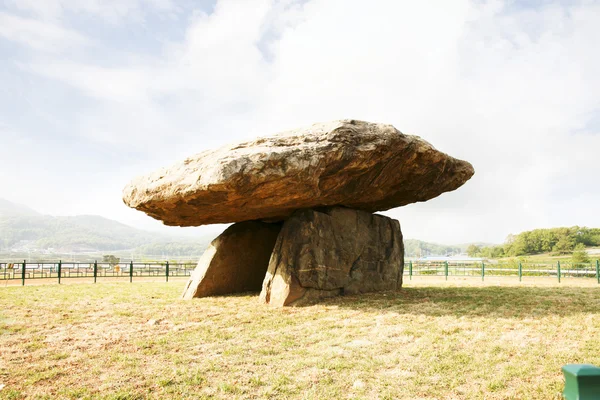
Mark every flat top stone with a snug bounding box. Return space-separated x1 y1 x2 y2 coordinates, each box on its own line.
123 120 474 226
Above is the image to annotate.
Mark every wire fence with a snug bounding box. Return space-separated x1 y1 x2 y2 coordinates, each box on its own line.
1 259 599 286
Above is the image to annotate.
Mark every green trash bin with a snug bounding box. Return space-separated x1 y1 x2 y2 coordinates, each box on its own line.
562 364 600 400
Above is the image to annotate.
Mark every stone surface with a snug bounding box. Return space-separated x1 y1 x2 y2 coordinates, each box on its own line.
259 207 404 306
181 221 282 300
123 120 474 226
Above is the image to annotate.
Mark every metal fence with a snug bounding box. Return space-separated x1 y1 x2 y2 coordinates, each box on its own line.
1 259 599 286
0 261 196 285
405 260 600 283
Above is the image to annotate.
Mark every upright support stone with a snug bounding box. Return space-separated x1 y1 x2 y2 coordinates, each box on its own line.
260 207 404 307
182 221 282 300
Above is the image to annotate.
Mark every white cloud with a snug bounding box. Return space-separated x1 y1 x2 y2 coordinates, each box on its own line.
0 11 88 51
1 0 600 244
23 62 150 102
3 0 183 23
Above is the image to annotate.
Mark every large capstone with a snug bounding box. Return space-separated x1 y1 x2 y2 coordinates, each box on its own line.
259 207 404 306
123 120 474 226
181 221 282 299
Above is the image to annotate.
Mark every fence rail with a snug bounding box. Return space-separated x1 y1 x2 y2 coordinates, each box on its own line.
405 260 600 283
1 260 599 286
0 261 196 285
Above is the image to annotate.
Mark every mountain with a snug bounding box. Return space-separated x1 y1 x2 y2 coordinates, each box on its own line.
0 198 212 255
0 198 40 217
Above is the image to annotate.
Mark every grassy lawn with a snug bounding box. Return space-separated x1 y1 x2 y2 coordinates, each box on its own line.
1 278 599 399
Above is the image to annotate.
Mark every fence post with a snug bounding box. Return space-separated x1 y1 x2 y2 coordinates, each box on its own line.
58 260 62 284
596 260 599 284
409 261 413 280
444 261 449 280
481 262 485 281
21 260 26 286
166 261 169 282
518 262 522 282
129 261 133 283
562 364 600 400
93 260 98 283
557 261 561 283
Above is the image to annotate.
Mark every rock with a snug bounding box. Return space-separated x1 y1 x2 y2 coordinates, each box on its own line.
352 380 366 390
123 120 474 226
181 221 282 300
259 207 403 306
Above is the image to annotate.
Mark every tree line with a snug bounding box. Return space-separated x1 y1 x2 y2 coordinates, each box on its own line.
404 239 463 258
467 226 600 260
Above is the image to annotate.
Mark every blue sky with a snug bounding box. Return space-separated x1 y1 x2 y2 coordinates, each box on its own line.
1 0 599 244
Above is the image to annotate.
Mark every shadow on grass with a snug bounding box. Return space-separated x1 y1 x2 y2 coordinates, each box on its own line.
317 286 600 318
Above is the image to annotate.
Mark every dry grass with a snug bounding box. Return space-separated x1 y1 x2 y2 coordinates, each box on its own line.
1 278 599 399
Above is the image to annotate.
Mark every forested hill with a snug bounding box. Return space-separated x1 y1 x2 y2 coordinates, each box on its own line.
403 239 460 257
0 198 40 217
468 227 600 258
0 198 212 255
403 240 493 258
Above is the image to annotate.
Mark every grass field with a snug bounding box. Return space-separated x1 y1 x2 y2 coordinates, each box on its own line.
1 278 599 399
498 249 600 265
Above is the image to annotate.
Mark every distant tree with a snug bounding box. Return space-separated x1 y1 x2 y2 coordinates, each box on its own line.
491 246 506 258
540 230 555 253
572 243 590 264
552 236 575 255
466 245 481 257
402 240 461 258
476 245 506 259
102 255 120 267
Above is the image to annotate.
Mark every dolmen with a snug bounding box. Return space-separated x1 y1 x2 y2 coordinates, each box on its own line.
123 120 474 306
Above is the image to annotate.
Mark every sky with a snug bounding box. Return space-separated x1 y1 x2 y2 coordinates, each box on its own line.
1 0 599 244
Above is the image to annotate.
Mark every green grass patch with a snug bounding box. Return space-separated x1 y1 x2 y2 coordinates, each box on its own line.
0 281 598 399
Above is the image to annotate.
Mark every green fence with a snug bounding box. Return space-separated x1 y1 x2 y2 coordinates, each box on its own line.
2 259 599 286
405 260 600 283
0 261 196 285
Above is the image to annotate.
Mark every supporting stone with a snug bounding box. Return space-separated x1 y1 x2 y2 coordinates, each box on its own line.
182 221 282 300
260 207 404 306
